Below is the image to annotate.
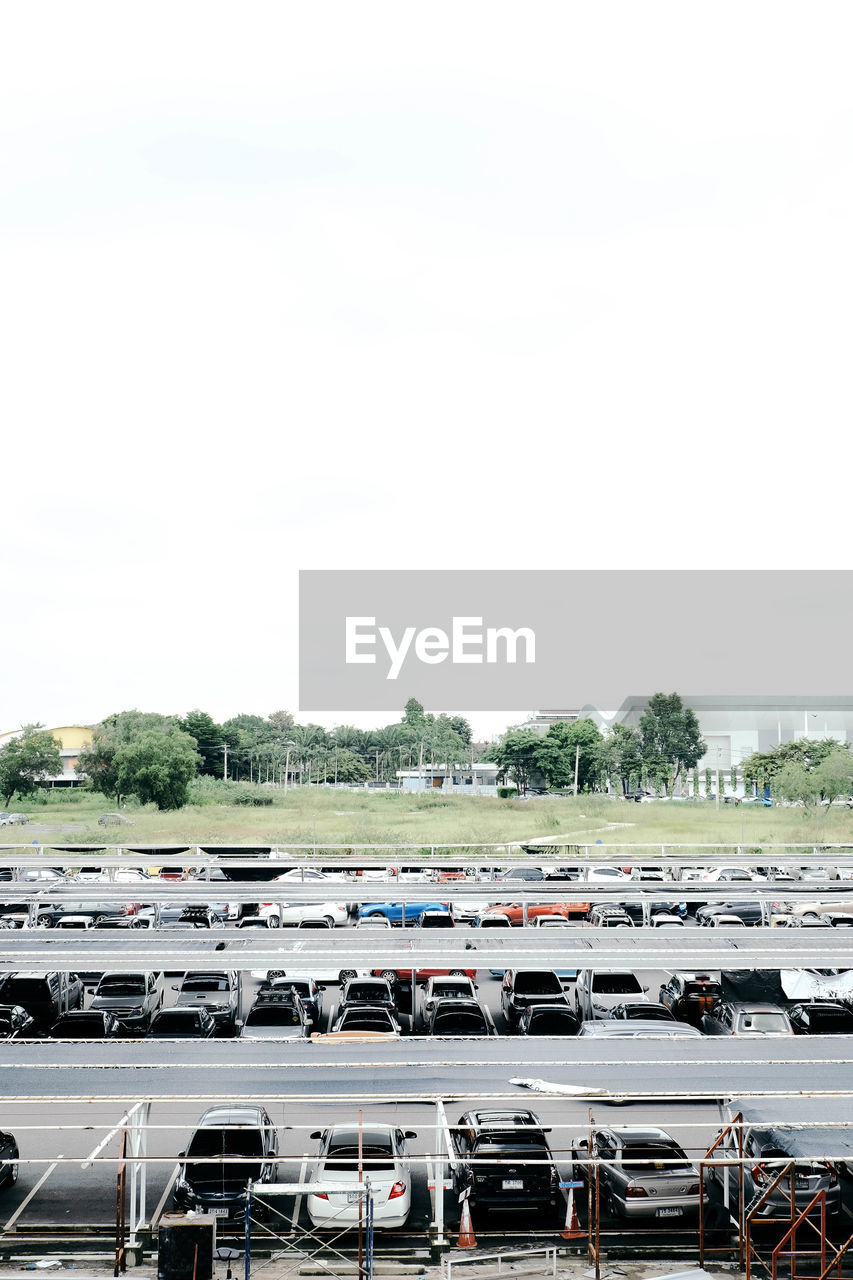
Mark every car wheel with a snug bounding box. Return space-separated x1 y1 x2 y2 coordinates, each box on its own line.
268 917 280 928
449 969 466 977
380 970 398 985
3 1148 18 1187
368 911 386 920
338 970 357 984
322 915 335 929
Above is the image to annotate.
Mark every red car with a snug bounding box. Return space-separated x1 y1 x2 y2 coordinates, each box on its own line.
480 901 589 924
371 966 477 985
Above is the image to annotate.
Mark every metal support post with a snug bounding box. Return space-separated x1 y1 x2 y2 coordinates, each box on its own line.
244 1180 252 1280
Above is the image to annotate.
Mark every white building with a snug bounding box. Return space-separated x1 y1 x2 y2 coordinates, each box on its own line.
395 764 510 796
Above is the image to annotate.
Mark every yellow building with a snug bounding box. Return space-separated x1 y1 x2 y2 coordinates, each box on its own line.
0 725 92 786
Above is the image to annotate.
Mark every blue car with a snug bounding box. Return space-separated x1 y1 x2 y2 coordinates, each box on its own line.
357 902 450 925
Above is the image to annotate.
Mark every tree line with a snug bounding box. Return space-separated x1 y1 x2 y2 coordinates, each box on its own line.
0 700 475 810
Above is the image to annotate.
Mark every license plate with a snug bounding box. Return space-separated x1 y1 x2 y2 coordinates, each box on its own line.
656 1207 683 1217
211 1207 229 1217
347 1191 362 1204
502 1179 523 1190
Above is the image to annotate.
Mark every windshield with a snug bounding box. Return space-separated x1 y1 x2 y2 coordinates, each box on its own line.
621 1144 691 1173
153 1012 203 1032
739 1012 790 1032
592 975 642 994
325 1144 395 1172
346 984 387 1001
526 1012 576 1034
514 973 562 996
246 1008 303 1027
181 977 230 992
97 978 145 996
186 1129 264 1185
433 1013 487 1034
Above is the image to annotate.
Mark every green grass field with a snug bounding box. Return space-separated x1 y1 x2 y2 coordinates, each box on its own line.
5 787 852 852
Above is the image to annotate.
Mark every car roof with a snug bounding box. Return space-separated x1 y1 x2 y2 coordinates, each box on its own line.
197 1105 269 1128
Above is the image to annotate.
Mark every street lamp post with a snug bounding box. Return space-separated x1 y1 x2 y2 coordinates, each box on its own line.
283 740 296 794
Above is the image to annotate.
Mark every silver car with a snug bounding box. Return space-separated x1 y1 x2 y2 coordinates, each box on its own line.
572 1126 705 1221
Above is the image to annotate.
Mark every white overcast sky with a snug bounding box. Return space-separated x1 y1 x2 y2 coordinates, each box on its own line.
1 2 851 740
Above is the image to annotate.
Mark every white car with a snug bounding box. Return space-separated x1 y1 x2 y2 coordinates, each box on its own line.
306 1123 416 1230
273 868 351 885
257 900 348 927
698 867 767 883
582 866 629 883
573 970 650 1020
453 899 499 922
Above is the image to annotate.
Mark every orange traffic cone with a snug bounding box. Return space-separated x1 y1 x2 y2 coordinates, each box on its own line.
561 1186 584 1241
457 1193 477 1249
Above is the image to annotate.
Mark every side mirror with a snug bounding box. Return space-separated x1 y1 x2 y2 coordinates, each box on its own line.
404 1130 417 1139
643 985 649 992
309 1130 323 1140
171 984 179 991
177 1150 185 1158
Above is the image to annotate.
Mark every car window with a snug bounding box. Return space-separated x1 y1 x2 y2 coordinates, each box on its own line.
621 1144 691 1173
181 977 231 992
246 1007 303 1027
591 974 642 994
513 973 562 996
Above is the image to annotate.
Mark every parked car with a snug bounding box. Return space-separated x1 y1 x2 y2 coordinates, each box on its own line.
483 901 588 925
147 1008 217 1039
695 902 765 927
357 902 451 925
422 998 491 1036
476 914 512 928
0 1005 36 1038
338 978 397 1016
172 972 239 1033
449 1109 557 1213
329 1006 402 1036
418 910 455 928
516 1004 579 1036
260 976 324 1025
658 973 722 1025
240 992 313 1040
421 975 478 1015
0 972 84 1030
501 970 568 1029
709 1104 841 1219
588 906 634 929
573 970 649 1021
577 1021 702 1038
89 972 162 1034
49 1010 122 1039
701 1001 794 1037
0 1131 19 1189
571 1126 705 1220
174 1105 278 1221
787 1002 853 1035
306 1123 416 1230
607 1002 675 1022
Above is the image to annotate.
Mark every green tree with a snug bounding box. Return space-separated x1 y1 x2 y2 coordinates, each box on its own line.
812 747 853 806
599 724 643 795
114 727 202 810
742 738 841 791
447 716 472 745
638 694 706 796
774 762 821 807
403 698 426 728
0 725 63 806
492 729 543 796
541 719 603 791
78 711 175 805
177 710 224 778
331 749 372 783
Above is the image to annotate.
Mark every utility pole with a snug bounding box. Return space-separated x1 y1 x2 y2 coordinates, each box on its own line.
573 744 580 797
220 743 228 782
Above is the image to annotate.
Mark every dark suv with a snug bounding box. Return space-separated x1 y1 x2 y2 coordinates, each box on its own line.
501 970 568 1029
0 972 84 1031
450 1109 557 1213
174 1105 278 1221
658 972 722 1025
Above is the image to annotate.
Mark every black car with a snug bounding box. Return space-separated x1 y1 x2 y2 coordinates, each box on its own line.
516 1004 579 1036
261 977 324 1026
422 998 490 1036
695 902 765 927
788 1002 853 1035
49 1010 122 1039
450 1109 557 1212
608 1001 676 1023
147 1008 217 1039
0 1004 36 1039
500 970 568 1029
0 973 84 1031
175 1105 278 1221
658 972 723 1025
0 1130 19 1190
338 978 396 1016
